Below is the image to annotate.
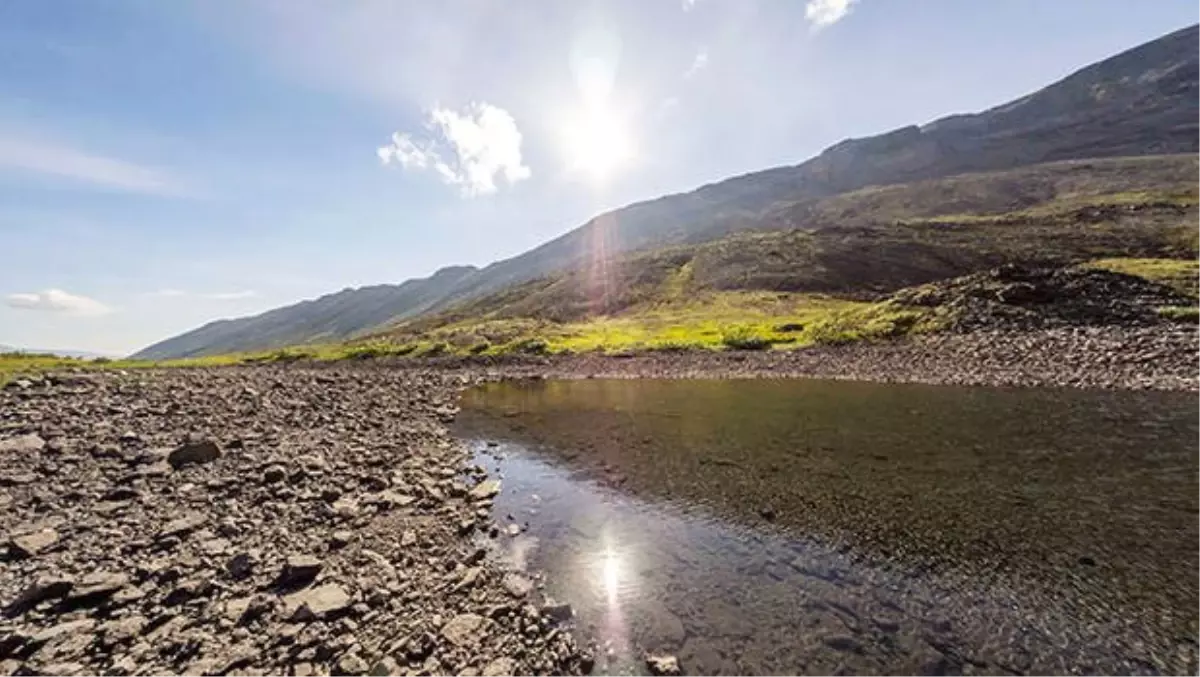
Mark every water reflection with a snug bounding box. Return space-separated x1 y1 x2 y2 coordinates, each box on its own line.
458 379 1199 675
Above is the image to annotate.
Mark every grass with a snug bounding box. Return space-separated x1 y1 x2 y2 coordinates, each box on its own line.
369 290 933 356
1156 305 1200 323
1080 257 1199 298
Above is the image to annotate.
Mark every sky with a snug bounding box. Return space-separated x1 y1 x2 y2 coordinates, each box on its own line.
1 0 1196 355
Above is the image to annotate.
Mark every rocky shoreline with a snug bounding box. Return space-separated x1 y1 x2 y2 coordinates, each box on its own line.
403 325 1198 392
0 326 1194 675
0 369 592 676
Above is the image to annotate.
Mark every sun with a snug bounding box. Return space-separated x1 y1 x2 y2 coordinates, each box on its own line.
563 105 633 182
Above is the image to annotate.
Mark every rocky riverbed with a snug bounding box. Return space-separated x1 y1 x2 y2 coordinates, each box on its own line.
0 369 592 676
419 325 1198 391
0 324 1194 676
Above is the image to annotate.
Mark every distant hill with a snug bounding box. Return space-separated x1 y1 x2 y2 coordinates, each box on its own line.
133 265 478 360
134 24 1200 360
0 345 119 360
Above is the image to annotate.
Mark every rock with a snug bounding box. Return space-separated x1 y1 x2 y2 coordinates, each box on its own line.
369 656 400 676
455 567 482 591
262 465 286 484
0 434 46 453
646 653 682 676
502 574 533 599
540 599 573 624
66 572 129 603
482 657 518 676
287 583 351 621
441 613 486 647
157 514 207 539
400 530 417 548
335 653 369 675
226 552 256 580
9 528 60 558
505 524 522 537
278 555 323 588
167 439 222 469
469 478 501 500
823 634 863 653
330 530 353 549
3 576 73 617
759 506 777 521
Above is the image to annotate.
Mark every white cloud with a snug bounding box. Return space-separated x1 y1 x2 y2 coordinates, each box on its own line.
5 289 112 316
378 102 531 198
685 49 709 79
0 135 188 196
681 0 698 11
804 0 858 29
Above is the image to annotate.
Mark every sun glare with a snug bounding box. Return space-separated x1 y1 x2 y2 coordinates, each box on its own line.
564 106 633 182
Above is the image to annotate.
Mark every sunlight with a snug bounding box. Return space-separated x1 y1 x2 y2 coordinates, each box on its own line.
602 548 621 600
563 105 633 182
564 19 633 182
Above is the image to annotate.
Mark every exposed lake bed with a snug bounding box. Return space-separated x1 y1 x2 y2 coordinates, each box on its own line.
456 378 1200 675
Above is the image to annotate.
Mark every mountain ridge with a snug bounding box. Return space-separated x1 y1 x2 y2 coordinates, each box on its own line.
133 24 1199 360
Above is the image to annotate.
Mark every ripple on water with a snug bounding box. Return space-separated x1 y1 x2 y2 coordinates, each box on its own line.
456 379 1200 675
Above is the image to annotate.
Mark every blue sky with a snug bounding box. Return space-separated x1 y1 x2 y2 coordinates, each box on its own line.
1 0 1195 355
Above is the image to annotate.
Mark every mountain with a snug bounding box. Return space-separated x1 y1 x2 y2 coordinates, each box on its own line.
134 24 1199 360
133 266 477 360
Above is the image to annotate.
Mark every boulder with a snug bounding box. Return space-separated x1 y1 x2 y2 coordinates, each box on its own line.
9 529 60 558
0 434 46 454
441 613 486 647
167 439 221 469
277 555 323 588
3 576 73 617
287 583 351 621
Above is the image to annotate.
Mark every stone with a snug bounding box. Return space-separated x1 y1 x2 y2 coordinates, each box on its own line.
66 572 129 603
369 656 400 676
540 599 573 624
0 434 45 453
400 530 417 548
3 576 74 617
278 555 322 587
227 552 256 580
468 479 502 500
482 657 518 676
167 439 222 469
759 506 777 521
158 514 207 539
262 465 286 484
646 653 682 676
502 574 533 599
330 531 353 549
455 567 482 591
823 634 863 653
287 583 351 621
336 653 369 676
505 524 522 537
441 613 486 647
9 528 60 558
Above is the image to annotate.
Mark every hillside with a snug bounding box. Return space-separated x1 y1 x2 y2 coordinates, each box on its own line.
134 265 477 360
134 24 1200 360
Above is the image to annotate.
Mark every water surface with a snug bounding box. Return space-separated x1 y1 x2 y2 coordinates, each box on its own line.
455 379 1198 675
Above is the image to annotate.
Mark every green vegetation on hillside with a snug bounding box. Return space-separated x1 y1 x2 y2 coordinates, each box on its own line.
1080 257 1199 297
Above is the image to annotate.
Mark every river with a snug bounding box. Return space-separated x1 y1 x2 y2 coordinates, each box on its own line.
454 378 1198 675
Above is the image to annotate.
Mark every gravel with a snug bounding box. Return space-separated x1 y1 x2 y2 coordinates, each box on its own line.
0 369 590 676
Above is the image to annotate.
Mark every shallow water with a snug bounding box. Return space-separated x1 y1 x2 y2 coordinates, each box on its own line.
454 379 1199 675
